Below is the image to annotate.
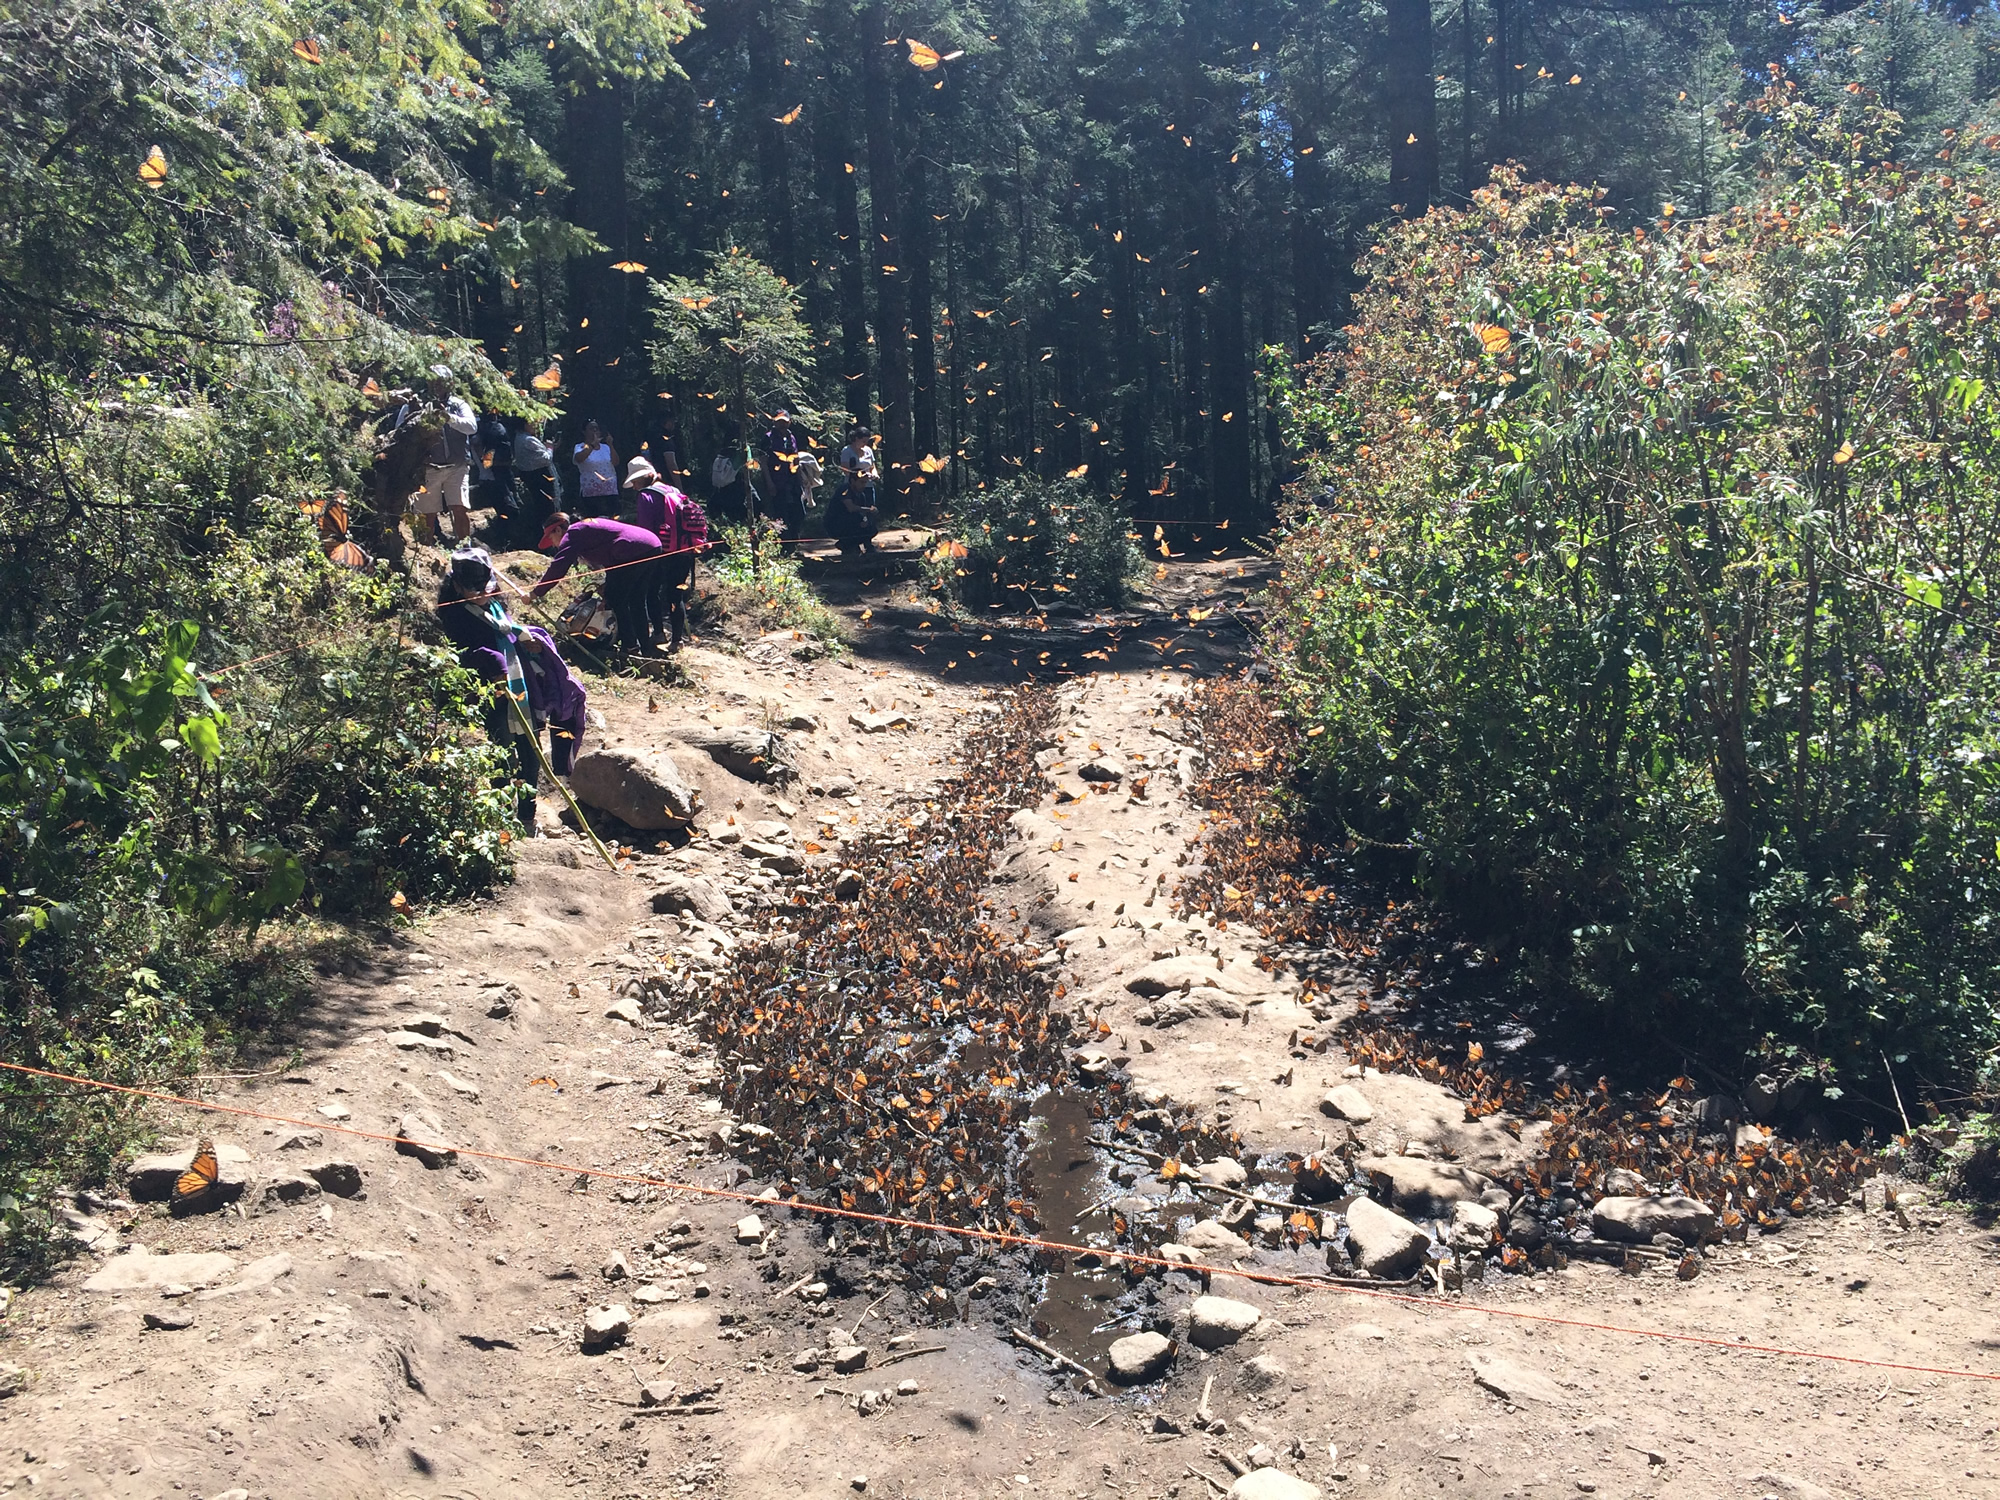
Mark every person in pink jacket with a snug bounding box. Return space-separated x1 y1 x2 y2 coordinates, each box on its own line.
623 457 709 652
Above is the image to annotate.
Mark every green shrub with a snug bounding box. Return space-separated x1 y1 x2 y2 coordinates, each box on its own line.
1270 95 2000 1099
701 522 847 646
928 477 1143 613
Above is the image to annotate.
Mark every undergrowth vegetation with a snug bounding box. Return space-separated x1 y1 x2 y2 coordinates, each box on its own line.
1271 90 2000 1107
927 477 1143 614
700 523 848 647
0 0 557 1267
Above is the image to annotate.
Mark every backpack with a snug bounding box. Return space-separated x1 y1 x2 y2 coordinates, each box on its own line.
710 453 737 489
672 491 711 554
560 593 616 640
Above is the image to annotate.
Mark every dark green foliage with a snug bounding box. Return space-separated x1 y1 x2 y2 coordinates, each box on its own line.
1271 96 2000 1099
930 477 1143 613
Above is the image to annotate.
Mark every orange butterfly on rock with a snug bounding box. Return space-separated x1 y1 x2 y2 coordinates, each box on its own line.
173 1138 221 1207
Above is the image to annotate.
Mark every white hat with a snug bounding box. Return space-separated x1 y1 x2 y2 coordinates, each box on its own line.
622 457 660 489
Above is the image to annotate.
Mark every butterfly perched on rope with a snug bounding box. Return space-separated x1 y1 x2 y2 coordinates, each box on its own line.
172 1138 222 1209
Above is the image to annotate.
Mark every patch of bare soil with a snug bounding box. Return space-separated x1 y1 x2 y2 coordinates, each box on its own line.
2 548 1996 1500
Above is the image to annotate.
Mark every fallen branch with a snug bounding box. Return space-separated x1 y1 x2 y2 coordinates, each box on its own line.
1007 1326 1102 1396
875 1344 947 1369
1184 1463 1229 1494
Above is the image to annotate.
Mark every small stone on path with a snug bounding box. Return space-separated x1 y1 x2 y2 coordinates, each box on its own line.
582 1304 631 1350
734 1214 765 1244
1228 1470 1320 1500
1107 1331 1173 1384
1318 1085 1374 1124
1188 1294 1261 1349
394 1113 456 1169
1344 1197 1430 1279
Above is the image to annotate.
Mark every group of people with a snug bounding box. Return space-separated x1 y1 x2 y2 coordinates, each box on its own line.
400 365 892 834
430 456 708 831
754 411 881 555
393 366 881 559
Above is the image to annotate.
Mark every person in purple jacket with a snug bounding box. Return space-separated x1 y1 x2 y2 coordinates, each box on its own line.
529 512 663 653
436 547 589 828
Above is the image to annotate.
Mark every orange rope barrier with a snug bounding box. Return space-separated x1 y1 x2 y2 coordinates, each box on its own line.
4 1058 1990 1384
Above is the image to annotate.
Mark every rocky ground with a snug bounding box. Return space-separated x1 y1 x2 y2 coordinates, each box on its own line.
2 543 1997 1500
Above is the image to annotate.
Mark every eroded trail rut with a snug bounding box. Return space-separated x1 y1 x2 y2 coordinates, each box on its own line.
4 597 1995 1500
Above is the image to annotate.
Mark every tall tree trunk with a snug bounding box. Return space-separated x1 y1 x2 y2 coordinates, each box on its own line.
818 30 872 431
1385 0 1437 216
1206 189 1252 519
1459 0 1477 196
1492 0 1511 163
860 2 911 496
1111 179 1150 514
900 71 937 492
748 2 797 281
563 71 631 438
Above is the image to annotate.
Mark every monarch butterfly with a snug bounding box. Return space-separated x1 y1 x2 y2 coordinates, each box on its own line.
291 37 323 64
173 1139 220 1206
530 362 562 391
609 260 648 274
137 145 168 190
1474 321 1512 354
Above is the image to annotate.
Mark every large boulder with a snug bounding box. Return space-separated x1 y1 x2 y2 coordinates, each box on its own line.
568 747 696 828
676 725 788 783
1590 1195 1717 1244
1366 1157 1493 1216
1344 1196 1430 1279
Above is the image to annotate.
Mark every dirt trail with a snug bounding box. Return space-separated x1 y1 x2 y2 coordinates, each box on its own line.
3 552 1997 1500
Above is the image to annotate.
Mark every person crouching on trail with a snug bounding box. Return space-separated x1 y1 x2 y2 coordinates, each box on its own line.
437 547 588 830
528 512 662 655
624 457 711 654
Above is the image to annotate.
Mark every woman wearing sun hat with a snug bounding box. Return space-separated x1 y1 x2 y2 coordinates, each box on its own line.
624 456 710 653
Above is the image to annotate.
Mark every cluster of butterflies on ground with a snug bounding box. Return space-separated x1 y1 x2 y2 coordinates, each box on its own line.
685 690 1076 1229
1173 672 1884 1259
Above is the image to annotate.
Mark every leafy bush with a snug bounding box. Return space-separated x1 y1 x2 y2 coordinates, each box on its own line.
1269 93 2000 1100
929 477 1143 613
0 0 541 1267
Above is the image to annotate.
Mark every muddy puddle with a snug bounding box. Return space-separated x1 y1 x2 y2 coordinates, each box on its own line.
1020 1089 1132 1379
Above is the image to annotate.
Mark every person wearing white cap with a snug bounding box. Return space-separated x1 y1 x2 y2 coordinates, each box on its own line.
393 364 477 544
